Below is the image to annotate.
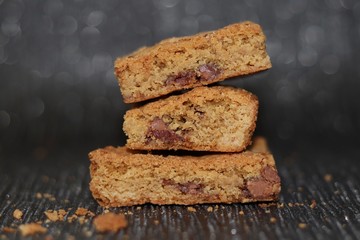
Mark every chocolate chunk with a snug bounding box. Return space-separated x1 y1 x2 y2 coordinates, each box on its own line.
161 179 175 186
162 179 204 195
241 188 251 198
165 64 221 86
246 179 274 198
262 166 280 183
146 117 183 144
245 166 280 199
178 182 204 194
165 71 196 86
197 64 220 81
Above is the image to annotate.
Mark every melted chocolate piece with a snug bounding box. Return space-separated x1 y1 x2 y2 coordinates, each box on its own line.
245 166 280 199
165 64 221 86
197 64 220 81
162 179 205 195
146 117 184 144
165 71 196 86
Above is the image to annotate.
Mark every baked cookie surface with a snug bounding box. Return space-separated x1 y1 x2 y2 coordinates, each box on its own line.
115 21 271 103
123 86 258 152
89 137 281 207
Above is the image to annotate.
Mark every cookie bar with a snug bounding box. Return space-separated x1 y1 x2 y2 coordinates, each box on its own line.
89 137 281 207
123 86 258 152
115 21 271 103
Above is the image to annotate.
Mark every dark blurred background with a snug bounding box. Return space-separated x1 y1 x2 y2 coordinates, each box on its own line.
0 0 359 158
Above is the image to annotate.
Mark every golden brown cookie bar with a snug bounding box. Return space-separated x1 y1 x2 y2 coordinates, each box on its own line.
89 137 281 207
115 21 271 103
124 86 258 152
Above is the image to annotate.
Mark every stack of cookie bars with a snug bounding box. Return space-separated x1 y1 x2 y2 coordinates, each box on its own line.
89 22 281 207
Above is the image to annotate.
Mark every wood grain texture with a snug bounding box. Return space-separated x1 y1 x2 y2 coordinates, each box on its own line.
0 147 359 239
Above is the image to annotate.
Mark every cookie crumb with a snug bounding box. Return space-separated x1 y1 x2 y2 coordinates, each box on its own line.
259 203 276 208
66 235 75 240
154 220 160 225
35 193 42 199
44 235 54 240
298 223 307 229
41 175 50 183
310 200 317 209
187 207 196 212
264 209 271 214
288 203 293 207
75 208 94 217
324 174 333 183
239 211 244 215
270 217 277 223
44 210 67 222
93 213 127 233
277 203 284 208
13 209 23 220
43 193 56 201
19 223 47 236
125 211 133 215
67 215 78 223
82 227 92 237
78 216 86 224
2 227 16 233
136 206 141 210
207 206 213 212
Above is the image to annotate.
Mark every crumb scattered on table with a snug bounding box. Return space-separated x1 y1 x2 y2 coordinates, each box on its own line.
207 206 213 212
298 223 307 229
239 210 244 215
324 174 333 183
44 235 54 240
2 226 16 233
67 215 78 223
19 223 47 236
93 212 127 233
82 227 92 237
44 209 67 222
43 193 56 201
13 209 23 220
270 217 277 223
187 207 196 212
310 200 317 209
259 203 276 208
75 207 94 217
78 216 86 224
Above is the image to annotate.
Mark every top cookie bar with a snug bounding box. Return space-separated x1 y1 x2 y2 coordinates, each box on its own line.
115 21 271 103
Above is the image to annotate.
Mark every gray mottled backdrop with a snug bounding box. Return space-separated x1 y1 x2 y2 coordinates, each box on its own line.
0 0 359 155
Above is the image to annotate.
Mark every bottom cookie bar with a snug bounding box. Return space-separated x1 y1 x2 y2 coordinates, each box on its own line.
89 137 281 207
